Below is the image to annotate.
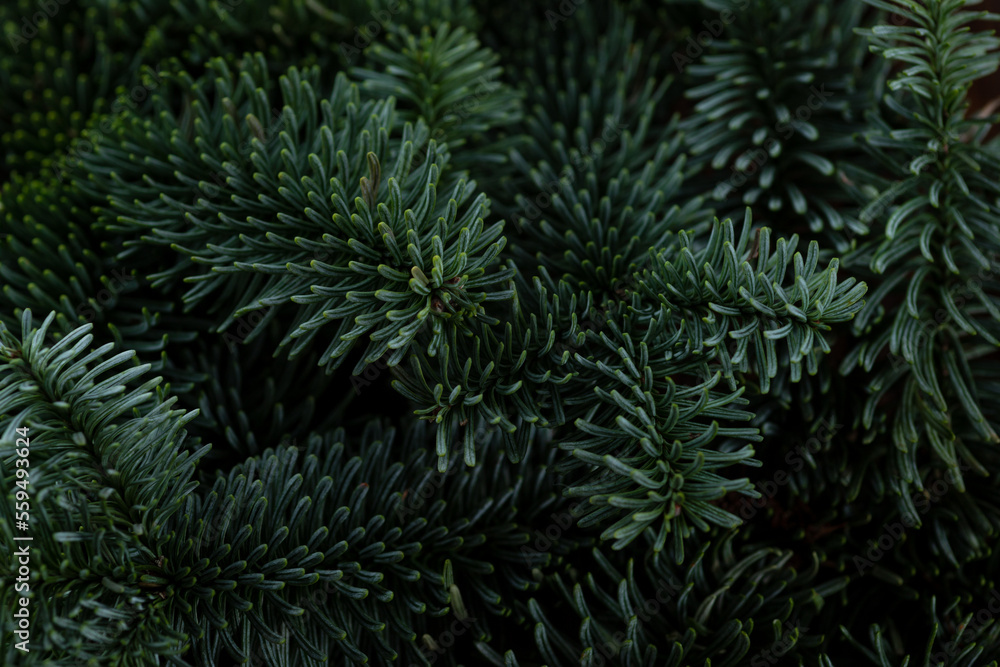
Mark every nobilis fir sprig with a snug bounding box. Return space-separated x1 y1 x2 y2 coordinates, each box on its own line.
0 310 208 664
500 4 709 298
8 1 1000 664
509 3 678 182
0 173 200 381
558 305 763 554
840 0 1000 507
835 595 1000 666
681 0 880 248
165 422 570 666
551 212 865 552
0 0 150 180
77 55 514 374
351 22 521 170
639 211 869 393
175 326 341 468
477 532 847 667
0 312 571 666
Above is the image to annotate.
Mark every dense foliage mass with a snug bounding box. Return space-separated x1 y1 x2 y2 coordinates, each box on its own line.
3 0 1000 665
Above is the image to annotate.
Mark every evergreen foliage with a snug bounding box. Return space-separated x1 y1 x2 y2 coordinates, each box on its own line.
3 0 1000 665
